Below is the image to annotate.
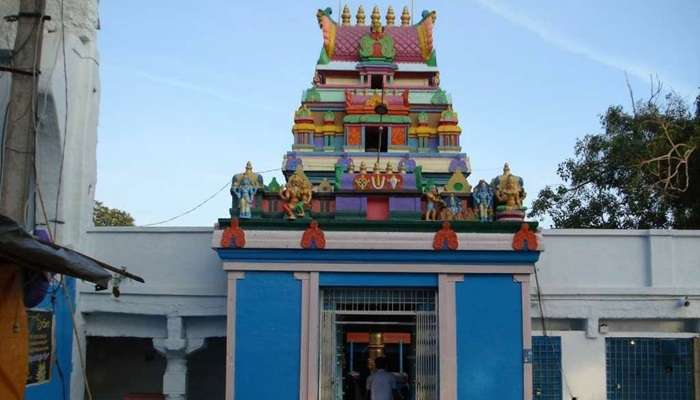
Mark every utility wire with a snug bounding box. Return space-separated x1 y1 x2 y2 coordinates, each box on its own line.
53 0 69 240
533 265 576 399
141 167 281 226
56 276 94 400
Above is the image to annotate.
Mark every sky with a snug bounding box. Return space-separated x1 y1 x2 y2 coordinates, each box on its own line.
96 0 700 227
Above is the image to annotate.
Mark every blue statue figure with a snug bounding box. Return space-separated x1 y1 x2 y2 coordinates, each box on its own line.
231 161 263 219
472 179 494 222
447 193 461 217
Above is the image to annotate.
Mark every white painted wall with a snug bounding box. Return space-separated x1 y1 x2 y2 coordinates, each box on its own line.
0 0 100 248
78 228 700 399
1 3 100 399
532 230 700 399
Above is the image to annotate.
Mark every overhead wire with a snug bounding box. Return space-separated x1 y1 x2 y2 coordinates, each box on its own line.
34 2 65 240
533 264 576 399
54 276 94 400
52 0 69 240
141 167 282 226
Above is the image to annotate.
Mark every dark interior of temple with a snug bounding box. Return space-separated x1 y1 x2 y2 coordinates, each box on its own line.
337 314 415 400
364 127 388 153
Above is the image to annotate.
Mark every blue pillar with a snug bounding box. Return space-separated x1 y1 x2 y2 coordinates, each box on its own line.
235 272 301 400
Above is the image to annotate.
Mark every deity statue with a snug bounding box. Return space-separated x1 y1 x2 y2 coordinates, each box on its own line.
231 161 263 219
280 166 313 220
492 163 526 210
447 193 461 216
424 185 446 221
472 179 494 222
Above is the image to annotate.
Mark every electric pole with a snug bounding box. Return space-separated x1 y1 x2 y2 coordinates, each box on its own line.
0 0 47 227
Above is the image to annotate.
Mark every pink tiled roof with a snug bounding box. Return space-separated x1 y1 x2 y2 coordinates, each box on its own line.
332 26 425 63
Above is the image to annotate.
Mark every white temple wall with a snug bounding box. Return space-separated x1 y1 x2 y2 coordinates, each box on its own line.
76 228 700 399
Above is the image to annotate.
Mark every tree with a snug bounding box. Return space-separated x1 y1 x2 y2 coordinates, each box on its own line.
530 88 699 229
93 201 135 226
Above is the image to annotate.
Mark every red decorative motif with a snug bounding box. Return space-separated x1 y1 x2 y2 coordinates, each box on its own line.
433 221 458 251
301 220 326 249
512 223 538 251
353 172 403 191
344 89 410 115
347 126 362 145
221 218 246 248
391 126 406 145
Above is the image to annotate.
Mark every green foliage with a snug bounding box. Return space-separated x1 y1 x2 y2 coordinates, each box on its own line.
93 201 135 226
530 92 700 229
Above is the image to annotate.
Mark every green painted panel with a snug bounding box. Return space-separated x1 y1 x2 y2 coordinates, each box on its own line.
219 217 538 233
300 89 450 105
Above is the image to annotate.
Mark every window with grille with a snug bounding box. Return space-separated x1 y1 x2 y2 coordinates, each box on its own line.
321 287 437 313
532 336 562 400
606 337 694 400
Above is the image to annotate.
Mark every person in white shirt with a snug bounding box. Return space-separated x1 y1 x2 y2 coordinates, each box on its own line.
366 357 398 400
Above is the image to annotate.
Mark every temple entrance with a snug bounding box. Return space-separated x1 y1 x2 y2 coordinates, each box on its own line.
319 288 438 400
364 127 388 152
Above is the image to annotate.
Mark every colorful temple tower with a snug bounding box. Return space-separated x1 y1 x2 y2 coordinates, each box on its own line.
214 6 541 400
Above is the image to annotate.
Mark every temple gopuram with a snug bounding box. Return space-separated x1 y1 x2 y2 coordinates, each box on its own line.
213 6 542 400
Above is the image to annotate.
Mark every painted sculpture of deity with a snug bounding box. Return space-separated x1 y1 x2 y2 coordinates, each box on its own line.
231 161 263 219
280 167 313 220
492 163 526 210
472 179 494 222
438 193 461 221
424 185 446 221
447 193 461 216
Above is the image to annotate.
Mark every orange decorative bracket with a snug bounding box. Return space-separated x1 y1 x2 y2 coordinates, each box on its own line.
512 223 538 251
433 221 458 250
301 220 326 249
221 218 246 248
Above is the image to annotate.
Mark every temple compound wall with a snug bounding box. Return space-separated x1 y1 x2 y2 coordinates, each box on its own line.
76 227 700 400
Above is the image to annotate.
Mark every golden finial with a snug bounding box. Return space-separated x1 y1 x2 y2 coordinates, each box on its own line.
342 4 351 26
371 6 382 33
386 6 395 26
401 6 410 26
356 5 366 25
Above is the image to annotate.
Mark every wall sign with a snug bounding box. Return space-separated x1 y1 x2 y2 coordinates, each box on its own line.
26 309 54 386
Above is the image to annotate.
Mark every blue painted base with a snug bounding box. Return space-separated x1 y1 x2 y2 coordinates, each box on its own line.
218 249 539 264
24 278 75 400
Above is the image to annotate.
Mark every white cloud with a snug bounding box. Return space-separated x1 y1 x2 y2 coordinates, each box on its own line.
102 64 280 112
471 0 695 96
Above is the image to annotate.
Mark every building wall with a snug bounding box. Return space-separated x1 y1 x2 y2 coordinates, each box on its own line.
78 228 700 399
533 229 700 400
1 2 100 399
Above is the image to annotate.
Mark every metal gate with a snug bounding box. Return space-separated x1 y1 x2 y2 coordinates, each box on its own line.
319 309 339 400
319 288 439 400
416 310 439 400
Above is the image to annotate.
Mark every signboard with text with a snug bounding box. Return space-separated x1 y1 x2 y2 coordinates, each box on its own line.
26 309 54 386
